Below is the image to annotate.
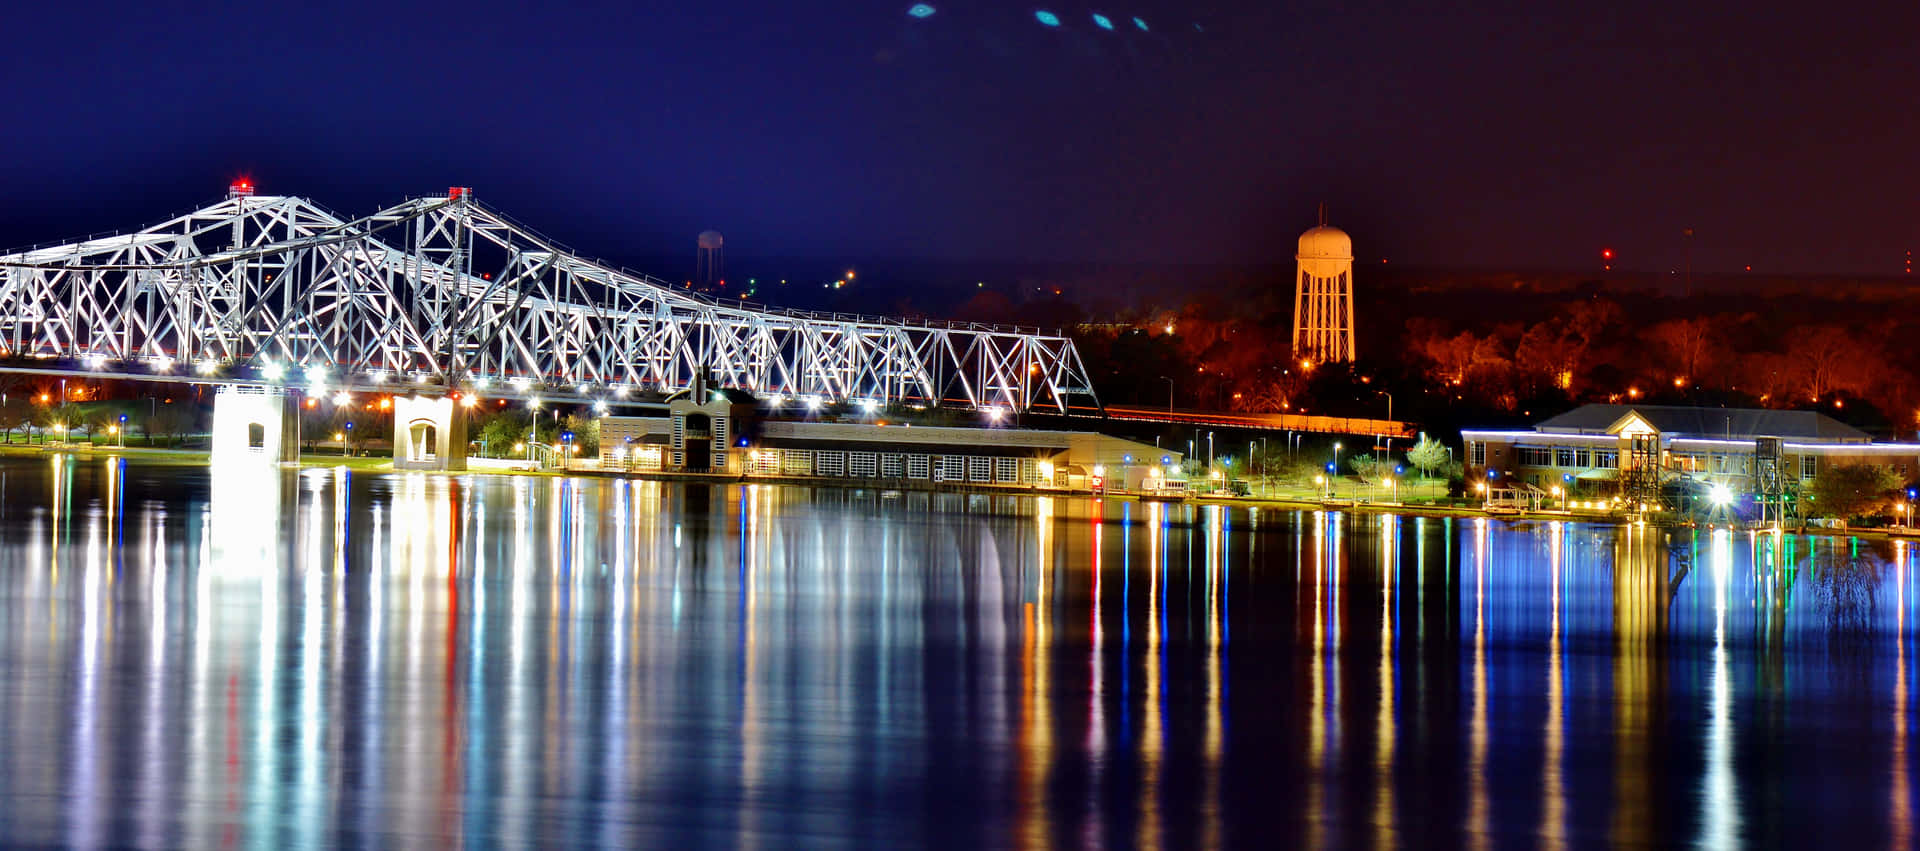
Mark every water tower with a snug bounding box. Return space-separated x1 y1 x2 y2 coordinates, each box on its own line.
1291 210 1356 363
697 230 724 285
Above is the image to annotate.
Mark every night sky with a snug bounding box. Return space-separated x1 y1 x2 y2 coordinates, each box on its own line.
4 0 1917 275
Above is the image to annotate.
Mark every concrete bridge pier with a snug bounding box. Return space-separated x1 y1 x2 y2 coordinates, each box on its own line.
211 386 300 465
393 394 468 471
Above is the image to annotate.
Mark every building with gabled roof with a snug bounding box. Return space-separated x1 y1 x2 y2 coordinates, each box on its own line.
1462 403 1917 498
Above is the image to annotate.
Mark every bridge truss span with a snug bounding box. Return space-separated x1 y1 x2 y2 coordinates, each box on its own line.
0 189 1099 412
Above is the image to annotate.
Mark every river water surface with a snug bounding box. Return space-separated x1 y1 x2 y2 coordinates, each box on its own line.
0 455 1913 848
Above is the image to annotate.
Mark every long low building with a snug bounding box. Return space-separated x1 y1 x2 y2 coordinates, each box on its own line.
1463 403 1920 496
599 390 1179 489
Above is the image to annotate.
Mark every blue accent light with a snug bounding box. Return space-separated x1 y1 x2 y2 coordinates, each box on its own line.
908 3 935 18
1395 465 1404 475
1325 462 1336 473
1488 470 1499 479
1123 454 1133 463
1092 13 1113 29
1035 10 1060 26
1161 455 1171 465
1133 16 1149 30
1563 473 1574 482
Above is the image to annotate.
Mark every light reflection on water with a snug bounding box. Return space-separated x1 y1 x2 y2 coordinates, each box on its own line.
0 457 1916 846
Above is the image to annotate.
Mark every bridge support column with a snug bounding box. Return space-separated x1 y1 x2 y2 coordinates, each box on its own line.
211 386 300 465
393 394 468 471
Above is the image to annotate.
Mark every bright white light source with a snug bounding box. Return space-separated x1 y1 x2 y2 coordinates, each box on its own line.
987 407 1005 423
261 362 284 381
304 365 326 384
84 354 106 370
331 391 351 406
510 376 531 391
804 395 822 411
1708 484 1733 507
462 395 480 408
593 400 609 415
368 370 387 384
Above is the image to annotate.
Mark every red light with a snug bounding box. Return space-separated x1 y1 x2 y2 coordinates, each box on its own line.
1601 248 1613 260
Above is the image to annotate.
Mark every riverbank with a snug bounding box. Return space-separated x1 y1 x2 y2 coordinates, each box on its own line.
11 442 1908 541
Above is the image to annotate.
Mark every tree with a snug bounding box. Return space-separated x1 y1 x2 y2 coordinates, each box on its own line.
1406 434 1451 478
0 396 29 444
143 405 195 448
1348 453 1388 484
1803 463 1904 522
560 413 601 456
1646 317 1717 384
476 409 532 457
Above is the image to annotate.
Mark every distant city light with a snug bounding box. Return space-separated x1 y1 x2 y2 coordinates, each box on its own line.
1035 10 1060 26
1133 16 1149 30
1092 13 1113 29
908 3 935 17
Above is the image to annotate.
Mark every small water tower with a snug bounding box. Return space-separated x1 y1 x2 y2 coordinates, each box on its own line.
1292 209 1356 363
697 230 724 285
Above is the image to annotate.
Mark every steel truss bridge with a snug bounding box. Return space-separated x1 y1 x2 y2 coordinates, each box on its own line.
0 186 1099 412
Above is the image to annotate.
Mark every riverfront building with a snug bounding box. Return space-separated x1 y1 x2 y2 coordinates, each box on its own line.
1462 403 1920 497
600 410 1177 490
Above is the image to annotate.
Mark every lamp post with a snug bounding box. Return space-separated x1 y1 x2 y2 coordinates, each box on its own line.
1159 375 1174 413
1376 389 1393 462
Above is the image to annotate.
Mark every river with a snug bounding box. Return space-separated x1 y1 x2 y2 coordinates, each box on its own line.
0 454 1911 847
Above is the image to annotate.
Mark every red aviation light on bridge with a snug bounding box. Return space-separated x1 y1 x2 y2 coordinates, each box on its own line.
449 187 472 200
228 180 254 199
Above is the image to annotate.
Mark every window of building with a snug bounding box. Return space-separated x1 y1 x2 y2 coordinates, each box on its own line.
1593 450 1619 469
1575 449 1591 467
1554 448 1577 467
1470 441 1485 467
1517 447 1553 467
1802 455 1818 479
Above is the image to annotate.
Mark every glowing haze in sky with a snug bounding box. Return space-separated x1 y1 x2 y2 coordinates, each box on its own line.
2 0 1918 275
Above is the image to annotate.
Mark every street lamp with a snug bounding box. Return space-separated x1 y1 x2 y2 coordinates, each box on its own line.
1159 375 1174 413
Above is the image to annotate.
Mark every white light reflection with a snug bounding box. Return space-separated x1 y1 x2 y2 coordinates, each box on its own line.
1467 517 1489 851
1896 540 1913 847
1697 529 1741 849
1540 521 1566 850
1374 513 1397 849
